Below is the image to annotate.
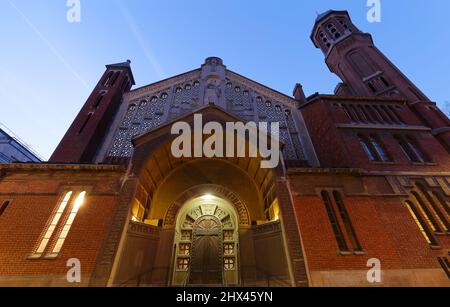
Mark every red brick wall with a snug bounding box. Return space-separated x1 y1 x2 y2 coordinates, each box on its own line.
0 167 124 285
300 97 450 171
293 193 444 272
300 100 350 168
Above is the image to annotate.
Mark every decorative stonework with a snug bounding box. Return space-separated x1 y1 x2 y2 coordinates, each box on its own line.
227 71 297 107
123 70 202 101
164 184 250 227
387 175 450 196
105 60 309 163
128 221 160 238
253 221 281 234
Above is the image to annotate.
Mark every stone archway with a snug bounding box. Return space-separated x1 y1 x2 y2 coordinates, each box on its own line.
102 107 309 287
164 184 250 228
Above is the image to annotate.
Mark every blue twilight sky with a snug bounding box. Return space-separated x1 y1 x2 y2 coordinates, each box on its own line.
0 0 449 160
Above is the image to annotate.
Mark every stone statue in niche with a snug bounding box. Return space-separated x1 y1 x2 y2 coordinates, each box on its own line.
204 79 221 105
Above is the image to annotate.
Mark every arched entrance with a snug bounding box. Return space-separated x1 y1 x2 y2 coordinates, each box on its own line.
172 194 239 286
107 108 309 287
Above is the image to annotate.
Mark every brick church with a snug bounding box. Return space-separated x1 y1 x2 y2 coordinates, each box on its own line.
0 10 449 287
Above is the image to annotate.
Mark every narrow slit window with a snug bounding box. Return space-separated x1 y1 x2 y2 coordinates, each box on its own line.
109 72 120 86
359 134 378 162
0 201 11 217
35 191 73 255
405 201 439 246
415 184 449 232
78 113 93 135
333 191 363 252
396 135 419 162
370 135 391 162
411 191 443 234
104 72 113 86
406 136 430 163
432 191 450 218
321 191 349 252
50 191 86 256
92 92 105 109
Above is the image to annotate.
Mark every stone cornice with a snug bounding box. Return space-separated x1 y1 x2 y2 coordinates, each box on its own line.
335 123 431 132
287 167 450 177
0 163 126 173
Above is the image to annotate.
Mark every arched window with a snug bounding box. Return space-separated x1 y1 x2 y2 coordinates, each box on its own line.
359 133 390 162
50 191 87 256
226 82 233 89
395 135 430 163
185 84 192 90
243 90 249 96
265 101 272 107
161 93 168 99
359 134 377 161
193 81 200 87
92 91 106 109
256 96 263 103
275 105 282 112
150 96 158 103
0 201 11 217
411 191 443 234
326 23 341 39
234 86 241 93
415 183 449 232
121 77 129 90
78 112 93 135
321 191 349 252
333 191 363 252
104 72 113 86
369 134 391 162
406 136 431 163
109 71 120 87
176 87 182 93
432 191 450 216
405 200 439 247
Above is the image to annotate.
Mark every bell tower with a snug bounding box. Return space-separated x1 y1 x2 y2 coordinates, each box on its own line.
311 10 450 152
50 61 135 163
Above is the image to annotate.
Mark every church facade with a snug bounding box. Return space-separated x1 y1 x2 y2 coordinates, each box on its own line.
0 10 449 287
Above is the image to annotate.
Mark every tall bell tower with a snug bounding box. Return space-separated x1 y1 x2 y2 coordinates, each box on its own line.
50 61 135 163
311 10 450 151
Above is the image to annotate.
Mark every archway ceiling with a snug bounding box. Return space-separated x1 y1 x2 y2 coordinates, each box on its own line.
141 140 274 202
